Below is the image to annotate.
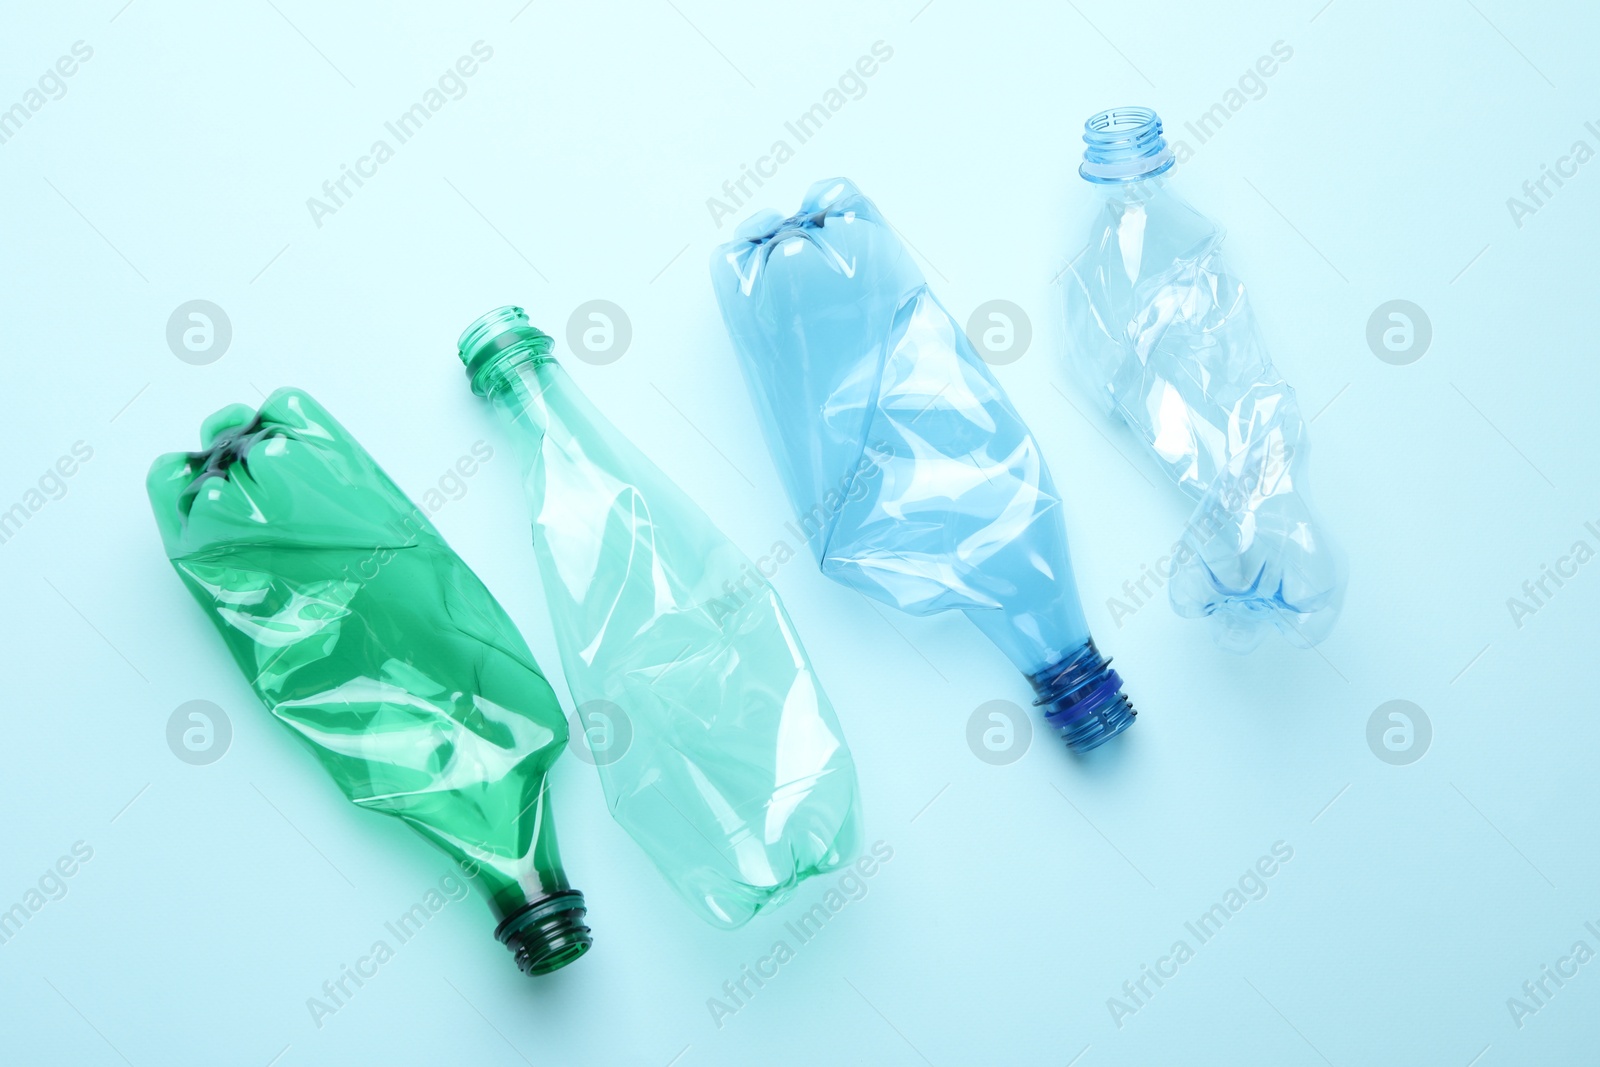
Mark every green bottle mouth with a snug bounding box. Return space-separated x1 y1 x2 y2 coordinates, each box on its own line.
458 305 555 397
494 890 593 976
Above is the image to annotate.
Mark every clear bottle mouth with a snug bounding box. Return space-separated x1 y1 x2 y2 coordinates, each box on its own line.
1079 106 1174 184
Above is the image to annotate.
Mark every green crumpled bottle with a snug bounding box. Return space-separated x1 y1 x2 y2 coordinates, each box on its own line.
147 388 591 975
457 306 862 928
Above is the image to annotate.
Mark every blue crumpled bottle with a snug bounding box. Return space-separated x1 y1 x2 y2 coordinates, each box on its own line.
709 177 1135 753
1062 107 1344 652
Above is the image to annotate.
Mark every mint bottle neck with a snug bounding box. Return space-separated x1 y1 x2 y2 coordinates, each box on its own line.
484 356 559 433
458 305 559 400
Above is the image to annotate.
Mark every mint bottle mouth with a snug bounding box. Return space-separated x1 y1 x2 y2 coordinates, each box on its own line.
1079 106 1175 184
458 305 555 397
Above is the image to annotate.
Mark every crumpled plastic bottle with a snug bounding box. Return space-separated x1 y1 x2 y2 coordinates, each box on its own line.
709 178 1135 753
147 388 591 975
457 306 861 928
1063 107 1344 652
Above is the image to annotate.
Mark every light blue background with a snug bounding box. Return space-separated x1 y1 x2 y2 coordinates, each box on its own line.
2 1 1596 1064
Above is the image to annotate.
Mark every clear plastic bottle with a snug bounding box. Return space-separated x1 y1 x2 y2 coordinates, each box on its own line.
457 306 861 928
709 178 1135 753
1063 107 1344 652
147 389 591 975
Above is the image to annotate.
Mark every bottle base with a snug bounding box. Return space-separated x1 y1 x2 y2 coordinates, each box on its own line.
1030 641 1136 753
494 890 592 976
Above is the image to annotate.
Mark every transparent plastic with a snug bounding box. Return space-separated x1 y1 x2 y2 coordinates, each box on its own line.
709 178 1134 753
458 307 861 928
1064 107 1344 652
147 388 590 975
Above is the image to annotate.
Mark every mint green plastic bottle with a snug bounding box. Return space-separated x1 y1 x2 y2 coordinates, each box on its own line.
458 306 861 928
147 389 590 974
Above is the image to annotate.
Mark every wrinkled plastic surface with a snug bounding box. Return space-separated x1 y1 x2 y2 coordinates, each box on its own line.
147 388 585 959
709 178 1134 750
1064 175 1344 651
462 311 861 928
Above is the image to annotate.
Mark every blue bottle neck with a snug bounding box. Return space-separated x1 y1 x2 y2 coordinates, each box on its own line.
1028 640 1135 753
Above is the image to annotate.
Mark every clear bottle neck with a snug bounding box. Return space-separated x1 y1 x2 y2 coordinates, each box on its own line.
1079 106 1174 185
